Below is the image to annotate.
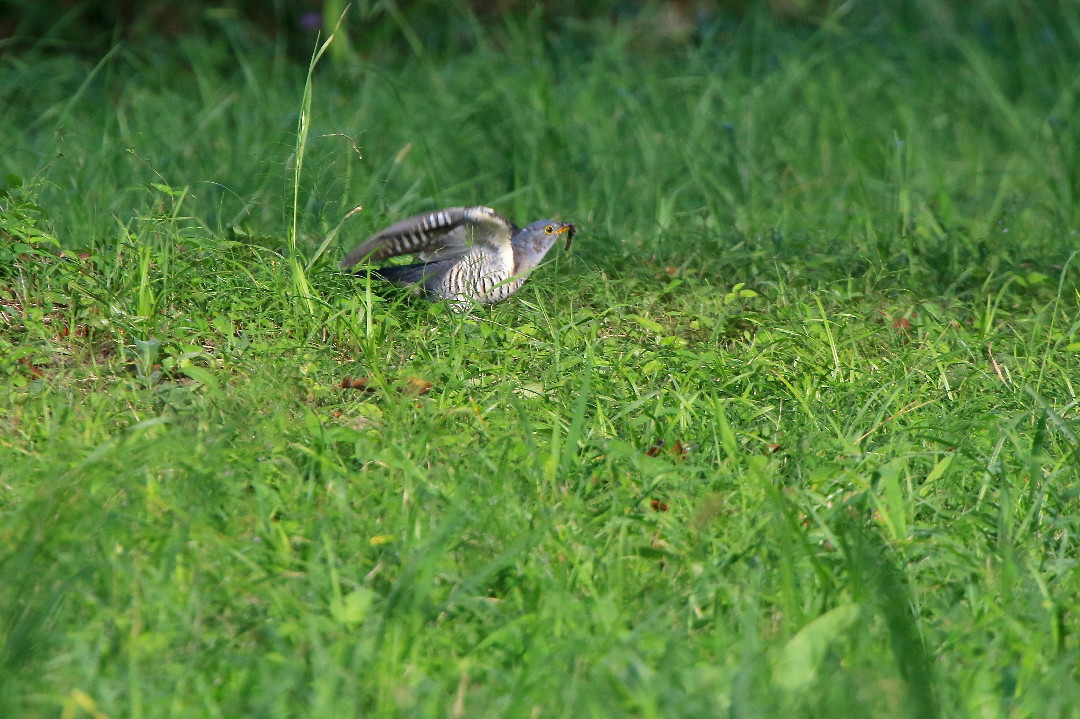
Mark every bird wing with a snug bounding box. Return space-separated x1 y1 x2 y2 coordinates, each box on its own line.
339 206 519 269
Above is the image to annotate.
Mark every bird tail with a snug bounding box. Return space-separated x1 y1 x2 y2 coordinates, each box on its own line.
374 261 449 288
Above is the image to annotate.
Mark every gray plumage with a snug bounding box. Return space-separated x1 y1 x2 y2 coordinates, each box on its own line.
339 206 576 306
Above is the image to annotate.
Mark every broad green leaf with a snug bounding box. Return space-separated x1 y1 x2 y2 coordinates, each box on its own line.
773 603 862 692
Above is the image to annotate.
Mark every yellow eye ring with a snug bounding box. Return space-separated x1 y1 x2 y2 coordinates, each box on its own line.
544 225 555 235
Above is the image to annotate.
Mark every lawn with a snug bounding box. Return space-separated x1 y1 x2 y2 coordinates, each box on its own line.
2 3 1079 717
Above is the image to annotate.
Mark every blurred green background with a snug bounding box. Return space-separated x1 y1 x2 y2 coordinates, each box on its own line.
2 0 1066 58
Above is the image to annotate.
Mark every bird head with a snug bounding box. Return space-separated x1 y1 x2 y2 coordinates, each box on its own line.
511 220 576 272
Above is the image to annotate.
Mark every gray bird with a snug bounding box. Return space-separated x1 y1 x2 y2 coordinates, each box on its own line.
339 206 576 306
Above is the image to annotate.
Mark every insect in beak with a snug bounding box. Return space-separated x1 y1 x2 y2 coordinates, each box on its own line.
556 223 577 251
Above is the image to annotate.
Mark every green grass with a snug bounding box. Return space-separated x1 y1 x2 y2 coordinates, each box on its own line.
2 3 1080 717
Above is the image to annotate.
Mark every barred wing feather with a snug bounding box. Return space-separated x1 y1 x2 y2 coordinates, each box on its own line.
338 206 518 268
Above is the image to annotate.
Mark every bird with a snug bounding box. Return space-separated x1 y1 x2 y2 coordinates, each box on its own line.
339 206 576 306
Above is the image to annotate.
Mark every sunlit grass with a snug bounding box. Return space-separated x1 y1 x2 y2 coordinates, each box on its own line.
2 4 1080 717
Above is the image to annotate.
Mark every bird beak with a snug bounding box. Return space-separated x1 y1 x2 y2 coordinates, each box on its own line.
556 223 577 251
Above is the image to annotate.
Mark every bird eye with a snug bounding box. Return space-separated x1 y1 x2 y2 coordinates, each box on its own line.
544 225 554 235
